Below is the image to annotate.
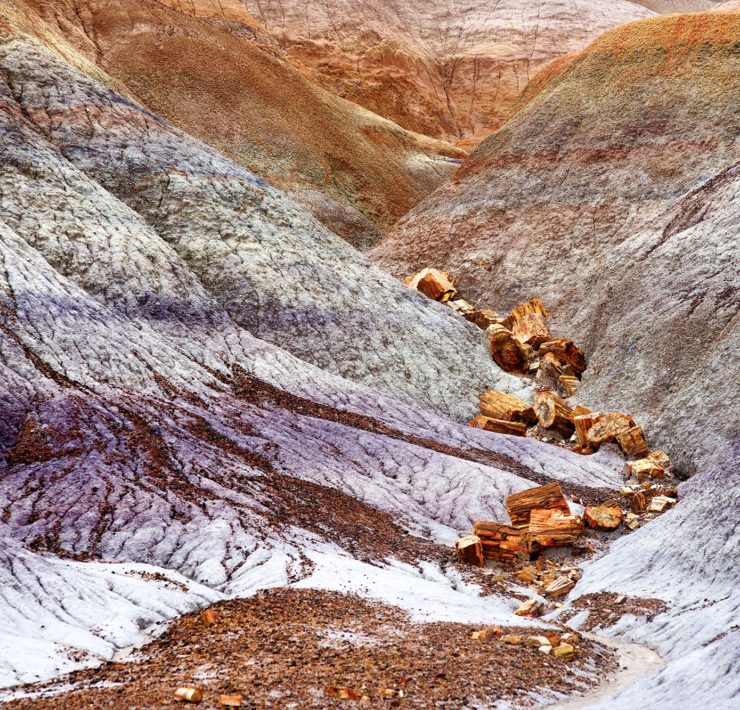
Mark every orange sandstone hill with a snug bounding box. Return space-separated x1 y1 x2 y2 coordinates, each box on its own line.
15 0 464 249
373 11 740 473
243 0 655 148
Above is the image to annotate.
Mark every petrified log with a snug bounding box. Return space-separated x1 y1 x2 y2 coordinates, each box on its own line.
587 412 635 448
559 375 579 398
468 308 502 330
502 298 550 346
473 521 525 564
616 424 649 458
534 391 575 437
573 405 592 417
479 390 536 424
505 481 570 529
455 534 484 566
469 416 527 437
529 508 584 547
584 504 622 531
539 339 587 375
485 324 529 374
405 268 457 302
220 695 243 708
625 458 664 481
574 412 601 448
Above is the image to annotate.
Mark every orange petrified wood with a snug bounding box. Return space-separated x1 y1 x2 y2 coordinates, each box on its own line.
505 482 571 529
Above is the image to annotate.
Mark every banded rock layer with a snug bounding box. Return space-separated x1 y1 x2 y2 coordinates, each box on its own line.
373 12 740 473
15 0 464 249
244 0 654 146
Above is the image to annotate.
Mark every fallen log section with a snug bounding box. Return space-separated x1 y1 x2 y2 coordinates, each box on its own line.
485 324 530 374
478 390 536 424
506 481 571 529
469 416 527 437
534 391 575 438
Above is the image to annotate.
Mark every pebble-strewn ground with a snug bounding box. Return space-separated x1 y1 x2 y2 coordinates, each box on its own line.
4 589 616 709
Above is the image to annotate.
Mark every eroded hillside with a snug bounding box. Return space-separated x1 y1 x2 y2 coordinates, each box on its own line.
243 0 654 147
373 11 740 474
13 0 464 249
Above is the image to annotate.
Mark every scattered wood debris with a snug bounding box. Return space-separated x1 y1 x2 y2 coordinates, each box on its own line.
407 269 680 589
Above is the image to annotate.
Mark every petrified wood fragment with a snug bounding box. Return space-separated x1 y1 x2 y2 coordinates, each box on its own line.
455 534 484 566
502 298 550 346
479 390 536 424
469 416 527 437
505 482 570 529
584 504 622 531
485 324 530 374
539 339 587 375
405 268 457 301
534 391 575 437
616 424 649 458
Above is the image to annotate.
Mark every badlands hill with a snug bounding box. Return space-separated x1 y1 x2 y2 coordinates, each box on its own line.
13 0 464 249
0 1 633 699
243 0 655 147
373 11 740 475
0 2 738 709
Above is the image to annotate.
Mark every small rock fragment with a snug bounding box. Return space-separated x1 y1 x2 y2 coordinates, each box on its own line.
174 687 203 703
515 598 545 617
501 635 522 645
553 643 575 660
327 686 362 700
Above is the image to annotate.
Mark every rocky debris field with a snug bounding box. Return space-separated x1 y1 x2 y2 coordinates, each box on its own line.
4 589 616 709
